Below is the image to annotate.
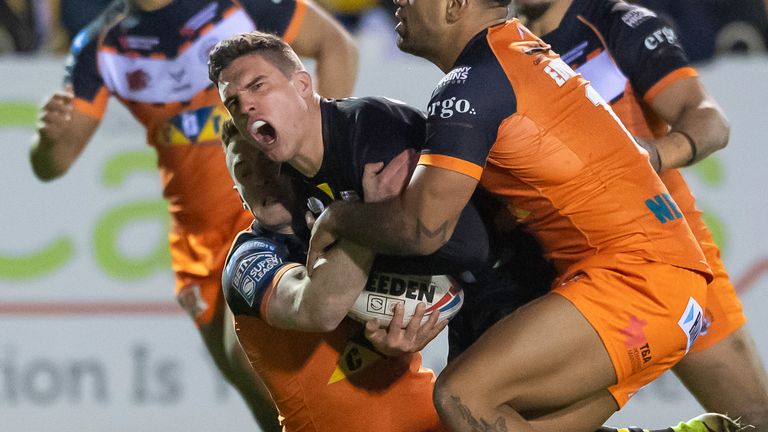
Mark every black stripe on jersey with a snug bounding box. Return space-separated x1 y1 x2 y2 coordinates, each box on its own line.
424 29 517 170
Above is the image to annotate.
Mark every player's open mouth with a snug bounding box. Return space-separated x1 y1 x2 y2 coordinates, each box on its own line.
250 120 277 146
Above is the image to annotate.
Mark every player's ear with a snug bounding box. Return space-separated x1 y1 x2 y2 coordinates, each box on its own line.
292 70 313 97
446 0 468 23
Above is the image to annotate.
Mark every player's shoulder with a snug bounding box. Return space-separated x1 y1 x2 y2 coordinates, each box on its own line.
334 96 426 124
67 1 126 61
225 224 282 267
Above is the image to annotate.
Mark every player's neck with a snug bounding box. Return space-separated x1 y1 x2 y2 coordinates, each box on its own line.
436 7 509 72
130 0 174 12
525 0 571 37
288 95 324 178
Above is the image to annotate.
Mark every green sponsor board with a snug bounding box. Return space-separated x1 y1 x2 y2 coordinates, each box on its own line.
0 101 170 281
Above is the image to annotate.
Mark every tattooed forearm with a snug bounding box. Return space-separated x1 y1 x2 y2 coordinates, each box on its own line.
415 218 449 243
450 395 508 432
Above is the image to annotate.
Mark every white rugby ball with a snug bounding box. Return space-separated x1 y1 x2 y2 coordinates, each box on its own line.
348 272 464 327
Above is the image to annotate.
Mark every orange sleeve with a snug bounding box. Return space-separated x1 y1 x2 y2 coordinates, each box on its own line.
282 0 307 44
260 262 303 325
418 154 484 181
72 87 109 120
643 66 699 104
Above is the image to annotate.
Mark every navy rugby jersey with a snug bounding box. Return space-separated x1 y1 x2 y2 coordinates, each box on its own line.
287 96 492 276
65 0 307 231
541 0 696 138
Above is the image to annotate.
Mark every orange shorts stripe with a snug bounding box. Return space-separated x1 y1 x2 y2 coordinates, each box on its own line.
553 255 708 407
418 154 484 181
643 66 699 104
282 0 307 44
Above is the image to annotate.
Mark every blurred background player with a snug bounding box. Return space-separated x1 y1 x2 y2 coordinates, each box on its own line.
28 0 357 429
515 0 768 427
220 119 448 432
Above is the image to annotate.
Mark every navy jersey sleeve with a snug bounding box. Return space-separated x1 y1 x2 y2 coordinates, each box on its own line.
222 232 293 318
63 1 128 119
421 35 517 180
601 1 693 99
238 0 299 38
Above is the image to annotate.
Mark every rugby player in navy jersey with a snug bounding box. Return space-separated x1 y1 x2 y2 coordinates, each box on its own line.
515 0 768 427
30 0 357 429
209 31 492 278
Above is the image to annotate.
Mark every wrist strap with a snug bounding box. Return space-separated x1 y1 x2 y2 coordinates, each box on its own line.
673 130 697 166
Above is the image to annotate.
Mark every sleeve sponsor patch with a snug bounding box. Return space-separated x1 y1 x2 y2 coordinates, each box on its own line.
621 7 656 28
232 250 283 307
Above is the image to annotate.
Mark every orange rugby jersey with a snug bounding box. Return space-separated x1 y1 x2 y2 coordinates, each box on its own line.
540 0 720 267
419 20 710 278
65 0 307 232
222 225 444 432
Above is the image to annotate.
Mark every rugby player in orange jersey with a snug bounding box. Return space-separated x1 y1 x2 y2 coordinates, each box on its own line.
515 0 768 427
219 120 449 432
307 0 723 429
29 0 357 429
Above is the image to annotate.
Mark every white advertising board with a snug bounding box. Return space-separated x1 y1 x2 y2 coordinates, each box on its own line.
1 20 766 431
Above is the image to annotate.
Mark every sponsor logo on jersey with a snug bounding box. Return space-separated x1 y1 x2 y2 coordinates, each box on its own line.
436 66 472 88
126 69 150 91
181 2 219 37
98 10 255 103
163 105 228 145
678 297 704 353
428 97 477 119
644 26 678 50
247 252 282 283
645 193 683 224
621 7 656 28
119 35 160 51
327 342 383 384
620 315 652 373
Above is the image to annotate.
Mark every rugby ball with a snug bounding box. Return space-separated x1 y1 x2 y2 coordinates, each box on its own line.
348 272 464 327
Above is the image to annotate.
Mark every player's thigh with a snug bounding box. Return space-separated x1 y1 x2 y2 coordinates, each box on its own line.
674 326 768 419
437 292 616 413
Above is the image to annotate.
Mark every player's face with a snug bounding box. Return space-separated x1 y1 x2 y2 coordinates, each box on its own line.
218 54 311 163
393 0 448 58
224 134 294 231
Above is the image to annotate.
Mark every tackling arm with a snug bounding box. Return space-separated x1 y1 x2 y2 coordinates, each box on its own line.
309 165 478 263
265 240 375 332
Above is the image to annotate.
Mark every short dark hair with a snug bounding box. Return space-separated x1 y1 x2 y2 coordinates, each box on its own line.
208 31 303 85
220 118 240 148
